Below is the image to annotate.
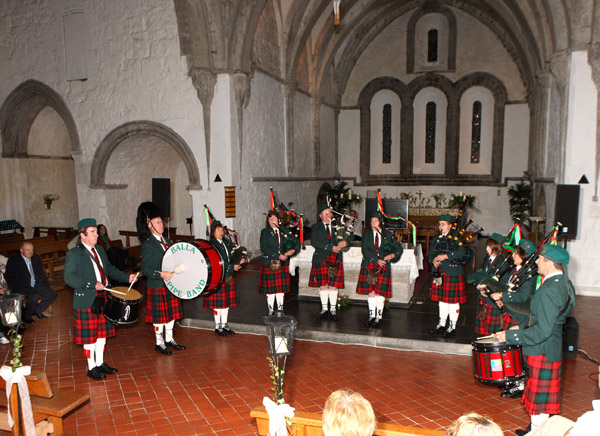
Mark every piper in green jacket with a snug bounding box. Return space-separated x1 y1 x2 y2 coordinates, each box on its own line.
309 204 353 321
473 234 505 336
496 244 575 432
64 218 136 381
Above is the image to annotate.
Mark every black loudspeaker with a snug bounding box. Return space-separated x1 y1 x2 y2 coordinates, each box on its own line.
152 178 170 218
554 184 580 238
562 316 579 359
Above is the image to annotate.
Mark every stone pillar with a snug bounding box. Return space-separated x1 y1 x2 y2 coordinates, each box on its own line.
283 82 296 176
530 70 550 218
311 97 322 176
549 53 571 184
232 72 251 183
588 42 600 201
333 107 341 178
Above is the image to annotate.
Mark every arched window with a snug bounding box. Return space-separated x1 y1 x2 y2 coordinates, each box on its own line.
425 102 436 163
427 29 438 62
471 101 482 163
382 104 392 163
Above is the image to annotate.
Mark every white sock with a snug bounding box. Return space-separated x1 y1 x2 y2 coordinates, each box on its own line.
154 323 165 345
94 338 106 367
328 289 338 313
531 414 549 430
375 295 385 320
165 320 175 342
84 344 95 370
276 293 285 311
367 297 376 319
319 289 329 312
221 307 229 326
213 309 221 328
438 302 449 326
266 294 276 314
448 303 460 329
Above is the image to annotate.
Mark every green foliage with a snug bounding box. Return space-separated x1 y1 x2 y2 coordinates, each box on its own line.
337 293 352 309
327 180 362 213
9 329 23 372
507 174 533 226
449 194 477 210
267 357 285 404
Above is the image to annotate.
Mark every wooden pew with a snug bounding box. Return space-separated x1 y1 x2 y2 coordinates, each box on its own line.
0 236 56 258
0 233 24 244
251 405 445 436
32 227 74 240
0 370 89 436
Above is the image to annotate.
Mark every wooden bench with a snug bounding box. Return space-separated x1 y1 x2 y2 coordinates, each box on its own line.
251 405 445 436
0 370 89 436
0 236 56 258
32 227 74 240
0 233 24 244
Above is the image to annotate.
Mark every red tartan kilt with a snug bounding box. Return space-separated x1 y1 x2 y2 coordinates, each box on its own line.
429 273 466 304
522 355 562 415
73 308 115 345
308 252 344 289
145 286 183 324
356 263 392 298
203 276 239 309
474 296 503 335
258 265 290 294
503 311 520 329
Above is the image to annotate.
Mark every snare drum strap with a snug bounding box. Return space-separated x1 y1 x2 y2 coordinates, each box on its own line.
82 246 110 288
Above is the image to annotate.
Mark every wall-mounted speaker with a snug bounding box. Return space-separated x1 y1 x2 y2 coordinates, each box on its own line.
554 184 579 238
152 178 170 218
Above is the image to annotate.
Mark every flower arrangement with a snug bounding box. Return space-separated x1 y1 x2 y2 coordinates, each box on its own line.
9 331 23 371
268 357 285 404
337 293 352 309
431 193 446 208
43 194 60 209
448 193 476 210
326 180 362 213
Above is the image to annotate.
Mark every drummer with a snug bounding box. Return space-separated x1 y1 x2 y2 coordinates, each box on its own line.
137 201 186 355
64 218 137 380
205 221 244 336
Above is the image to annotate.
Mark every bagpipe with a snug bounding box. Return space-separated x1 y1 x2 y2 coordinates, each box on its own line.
204 205 248 265
325 195 357 252
435 196 483 263
269 187 304 252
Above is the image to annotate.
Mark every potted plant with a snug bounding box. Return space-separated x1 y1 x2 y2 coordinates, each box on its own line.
507 172 533 229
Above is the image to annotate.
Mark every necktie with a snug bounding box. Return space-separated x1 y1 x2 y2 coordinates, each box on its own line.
375 232 380 249
91 248 107 285
159 237 168 251
275 229 280 245
26 258 35 287
326 224 331 240
220 240 229 260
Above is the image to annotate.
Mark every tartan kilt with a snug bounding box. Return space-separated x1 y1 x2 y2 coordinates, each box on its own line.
145 286 183 324
258 265 290 294
356 263 392 298
522 354 562 415
203 276 239 309
73 308 115 345
503 311 520 329
429 272 466 304
474 296 503 335
308 252 344 289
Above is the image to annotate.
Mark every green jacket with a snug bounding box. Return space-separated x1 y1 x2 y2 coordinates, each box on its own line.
499 265 537 323
428 234 469 276
506 273 575 362
141 235 172 288
260 227 300 267
310 220 354 264
211 238 234 278
65 244 130 310
360 228 403 267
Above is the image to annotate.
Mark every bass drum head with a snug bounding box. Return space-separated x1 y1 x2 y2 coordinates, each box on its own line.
161 240 225 299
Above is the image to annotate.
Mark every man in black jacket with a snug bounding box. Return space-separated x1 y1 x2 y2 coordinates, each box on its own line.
5 241 57 323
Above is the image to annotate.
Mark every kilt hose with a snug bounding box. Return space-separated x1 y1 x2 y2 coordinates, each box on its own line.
429 272 466 304
258 264 291 294
73 308 115 345
145 286 183 324
308 252 344 289
522 354 562 415
203 277 239 309
356 263 392 298
474 296 503 335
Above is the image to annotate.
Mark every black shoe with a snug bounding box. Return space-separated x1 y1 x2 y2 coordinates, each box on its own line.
499 381 516 390
430 325 446 335
442 328 456 338
501 386 523 399
365 318 375 327
35 313 47 320
23 317 34 324
371 319 381 328
215 328 227 337
329 312 338 321
98 363 118 374
221 326 235 335
515 430 529 436
155 344 172 355
87 367 106 380
316 311 329 320
166 340 186 350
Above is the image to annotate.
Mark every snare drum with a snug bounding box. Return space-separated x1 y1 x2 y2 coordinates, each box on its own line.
472 337 525 383
161 239 225 299
104 287 143 325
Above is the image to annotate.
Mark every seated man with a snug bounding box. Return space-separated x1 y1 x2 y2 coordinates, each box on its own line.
5 241 57 323
322 389 376 436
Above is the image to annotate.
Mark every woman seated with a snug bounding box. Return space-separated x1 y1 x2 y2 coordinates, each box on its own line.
97 224 136 271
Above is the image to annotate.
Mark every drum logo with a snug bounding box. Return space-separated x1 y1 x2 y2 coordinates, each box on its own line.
170 243 195 255
504 359 512 369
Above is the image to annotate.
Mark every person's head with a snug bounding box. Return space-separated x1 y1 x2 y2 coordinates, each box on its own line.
97 224 107 236
266 210 279 228
369 211 382 231
78 218 98 246
19 242 34 258
439 214 453 235
536 244 569 275
210 221 224 240
485 238 501 257
136 202 165 242
349 210 358 218
322 390 376 436
319 205 332 224
446 413 503 436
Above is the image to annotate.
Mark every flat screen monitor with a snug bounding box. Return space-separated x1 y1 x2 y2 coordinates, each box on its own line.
364 198 408 230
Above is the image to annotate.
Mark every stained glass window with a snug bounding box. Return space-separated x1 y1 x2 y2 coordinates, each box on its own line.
427 29 438 62
382 104 392 163
471 101 482 163
425 102 436 163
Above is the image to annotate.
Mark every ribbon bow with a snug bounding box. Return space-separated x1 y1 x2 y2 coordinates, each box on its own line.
0 365 36 435
263 396 295 436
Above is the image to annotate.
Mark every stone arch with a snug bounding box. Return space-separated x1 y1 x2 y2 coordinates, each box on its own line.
0 79 81 157
90 121 202 190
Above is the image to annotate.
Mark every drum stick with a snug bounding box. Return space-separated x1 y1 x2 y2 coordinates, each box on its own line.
104 287 127 295
477 334 497 340
125 272 140 294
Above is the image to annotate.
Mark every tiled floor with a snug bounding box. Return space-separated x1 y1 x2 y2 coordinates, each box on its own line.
1 259 598 436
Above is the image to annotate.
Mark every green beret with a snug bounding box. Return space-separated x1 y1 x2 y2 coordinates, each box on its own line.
211 220 223 229
77 218 96 230
319 204 331 213
439 214 454 223
267 210 279 217
370 210 382 220
540 244 569 265
491 233 505 244
518 239 537 255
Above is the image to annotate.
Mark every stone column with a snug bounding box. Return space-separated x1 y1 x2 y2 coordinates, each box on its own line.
333 107 340 178
588 42 600 201
311 97 322 176
550 53 571 184
283 81 296 176
232 72 251 182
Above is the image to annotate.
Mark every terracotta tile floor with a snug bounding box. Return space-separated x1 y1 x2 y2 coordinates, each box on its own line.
1 265 598 436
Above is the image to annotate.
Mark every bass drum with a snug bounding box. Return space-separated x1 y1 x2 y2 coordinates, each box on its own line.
161 239 225 299
472 337 525 384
